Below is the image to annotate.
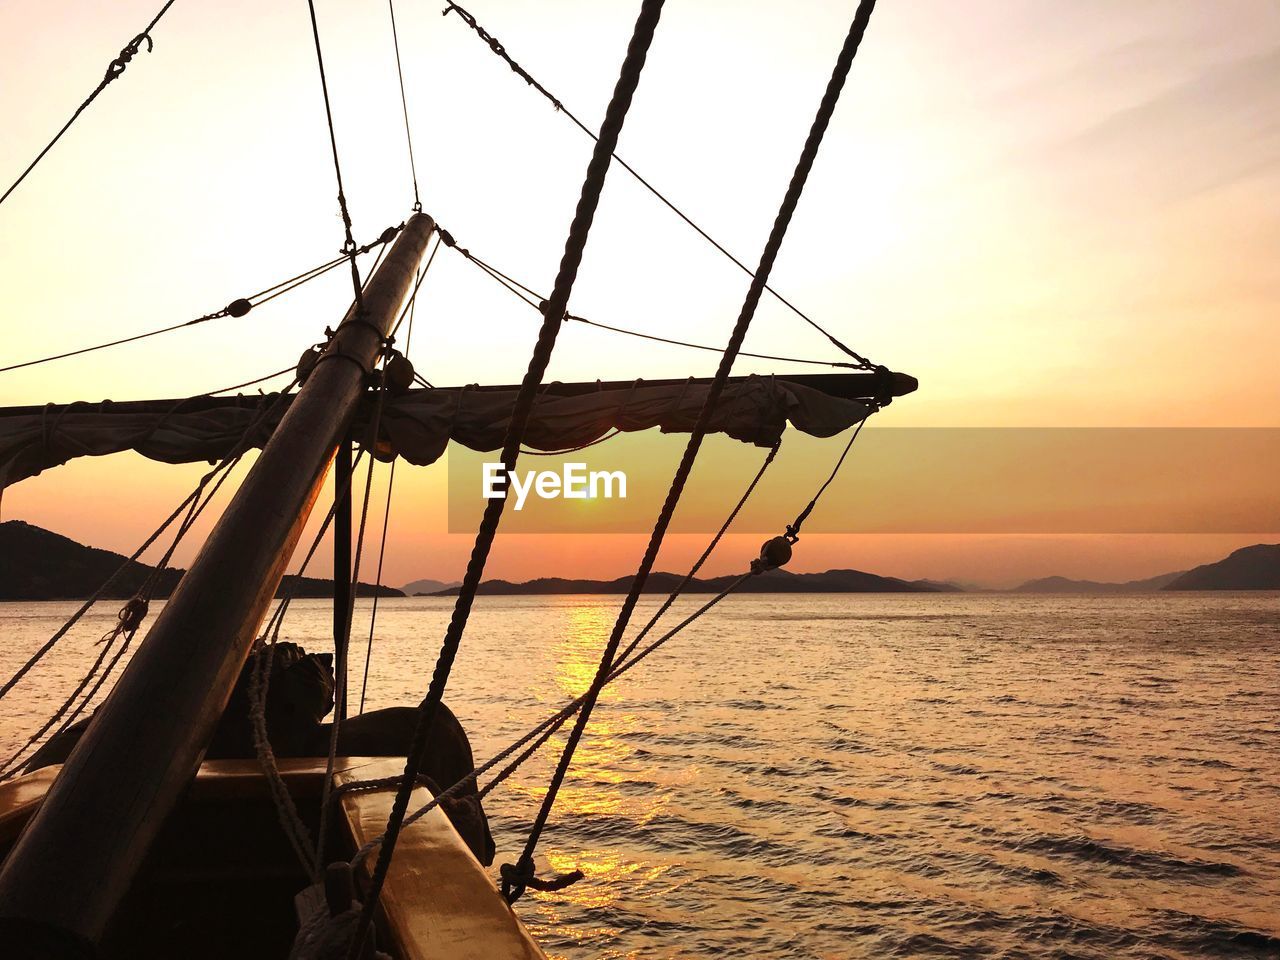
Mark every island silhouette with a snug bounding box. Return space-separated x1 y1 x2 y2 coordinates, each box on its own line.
4 521 1276 600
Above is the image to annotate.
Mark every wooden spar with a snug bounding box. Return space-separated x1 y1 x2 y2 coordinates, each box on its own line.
0 369 918 421
446 369 918 400
334 434 353 722
0 212 436 951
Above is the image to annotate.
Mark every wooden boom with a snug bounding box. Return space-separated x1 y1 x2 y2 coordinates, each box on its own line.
0 369 917 421
0 213 437 954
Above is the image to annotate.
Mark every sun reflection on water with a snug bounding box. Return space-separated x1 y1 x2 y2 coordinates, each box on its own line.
530 600 677 922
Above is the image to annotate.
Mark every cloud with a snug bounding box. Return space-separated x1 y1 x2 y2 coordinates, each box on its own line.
1041 46 1280 205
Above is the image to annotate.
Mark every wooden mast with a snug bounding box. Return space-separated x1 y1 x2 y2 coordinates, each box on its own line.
0 212 436 953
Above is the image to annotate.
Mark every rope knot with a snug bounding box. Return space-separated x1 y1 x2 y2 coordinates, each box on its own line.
499 857 583 903
99 596 149 645
106 32 153 81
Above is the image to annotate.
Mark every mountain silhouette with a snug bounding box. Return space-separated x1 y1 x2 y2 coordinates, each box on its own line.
429 567 951 596
1162 544 1280 591
401 578 462 596
0 520 403 601
1011 571 1185 593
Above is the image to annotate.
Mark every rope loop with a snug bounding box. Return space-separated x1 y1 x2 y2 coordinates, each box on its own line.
2 0 178 210
499 856 583 903
106 32 153 81
99 596 149 645
872 364 894 407
348 0 669 948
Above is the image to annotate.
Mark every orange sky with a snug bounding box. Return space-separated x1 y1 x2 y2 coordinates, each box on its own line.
1 0 1277 587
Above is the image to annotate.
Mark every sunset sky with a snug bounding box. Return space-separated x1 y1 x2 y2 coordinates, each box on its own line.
1 0 1277 587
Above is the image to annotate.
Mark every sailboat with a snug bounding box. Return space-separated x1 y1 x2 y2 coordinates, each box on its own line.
0 1 911 957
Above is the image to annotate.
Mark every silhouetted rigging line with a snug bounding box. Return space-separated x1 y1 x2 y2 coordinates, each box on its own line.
0 0 178 210
441 0 874 370
0 245 382 376
359 244 438 714
305 0 366 307
349 239 440 714
447 237 865 369
502 0 882 903
388 233 443 340
387 0 422 210
349 0 669 949
206 365 296 396
340 431 847 867
0 375 301 711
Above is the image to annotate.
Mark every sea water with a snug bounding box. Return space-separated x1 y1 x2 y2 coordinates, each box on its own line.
1 593 1277 959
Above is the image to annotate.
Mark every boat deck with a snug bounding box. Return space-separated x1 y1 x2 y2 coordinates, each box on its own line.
0 757 546 960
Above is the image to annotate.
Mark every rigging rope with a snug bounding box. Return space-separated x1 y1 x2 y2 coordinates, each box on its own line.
252 247 420 874
786 416 866 542
342 429 787 866
444 234 864 369
348 567 765 869
347 2 669 952
502 0 881 901
0 226 400 376
0 377 300 776
521 428 621 457
388 233 442 341
0 451 242 780
0 0 178 210
440 0 874 369
614 438 780 667
305 0 367 308
387 0 422 211
52 448 247 736
206 365 296 396
0 377 300 706
251 438 380 876
358 255 431 714
354 231 445 713
316 355 394 876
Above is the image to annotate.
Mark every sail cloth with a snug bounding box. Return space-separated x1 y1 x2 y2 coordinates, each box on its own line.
0 377 872 489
